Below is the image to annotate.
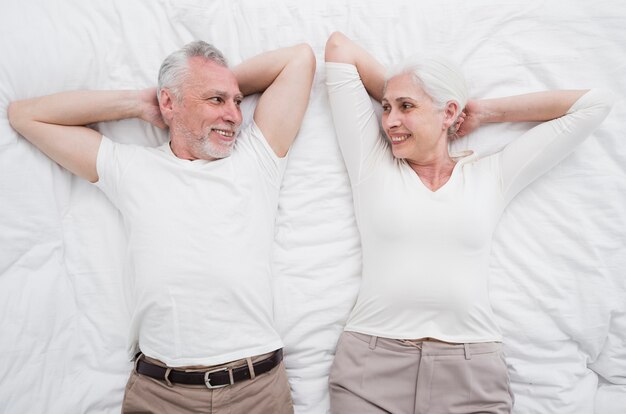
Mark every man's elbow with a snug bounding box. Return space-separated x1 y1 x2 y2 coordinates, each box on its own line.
7 100 37 137
7 101 24 132
292 43 316 78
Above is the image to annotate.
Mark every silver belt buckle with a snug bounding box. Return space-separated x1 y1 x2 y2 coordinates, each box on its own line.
204 367 231 389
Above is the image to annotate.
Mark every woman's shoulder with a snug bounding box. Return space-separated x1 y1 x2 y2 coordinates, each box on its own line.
457 150 501 176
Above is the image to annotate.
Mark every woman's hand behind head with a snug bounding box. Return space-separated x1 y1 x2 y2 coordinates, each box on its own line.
455 99 481 138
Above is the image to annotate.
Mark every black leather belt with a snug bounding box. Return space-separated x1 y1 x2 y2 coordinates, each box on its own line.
136 349 283 389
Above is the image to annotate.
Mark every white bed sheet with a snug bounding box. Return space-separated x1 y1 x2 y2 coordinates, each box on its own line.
1 1 625 413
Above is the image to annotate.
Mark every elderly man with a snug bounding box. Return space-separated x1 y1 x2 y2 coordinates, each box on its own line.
8 40 315 413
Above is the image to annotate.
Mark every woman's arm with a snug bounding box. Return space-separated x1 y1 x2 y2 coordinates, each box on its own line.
483 89 615 204
325 31 386 102
325 32 388 185
457 90 589 137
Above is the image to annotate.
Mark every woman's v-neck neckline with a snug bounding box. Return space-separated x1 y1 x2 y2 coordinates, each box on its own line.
406 151 474 194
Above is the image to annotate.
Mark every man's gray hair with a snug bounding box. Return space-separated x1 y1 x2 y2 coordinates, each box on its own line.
157 40 228 103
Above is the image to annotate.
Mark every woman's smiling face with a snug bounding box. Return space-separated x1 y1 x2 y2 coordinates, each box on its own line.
381 73 448 161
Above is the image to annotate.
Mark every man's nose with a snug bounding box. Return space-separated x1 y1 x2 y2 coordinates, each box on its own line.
222 101 242 125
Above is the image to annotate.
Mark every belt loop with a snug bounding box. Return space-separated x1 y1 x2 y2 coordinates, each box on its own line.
228 367 235 385
464 343 472 360
133 353 143 372
369 335 378 350
246 357 256 380
164 368 173 387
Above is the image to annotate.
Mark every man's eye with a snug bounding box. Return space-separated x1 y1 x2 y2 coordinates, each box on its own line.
402 103 413 109
209 97 223 103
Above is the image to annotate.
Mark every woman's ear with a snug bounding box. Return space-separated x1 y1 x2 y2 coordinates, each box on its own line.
442 100 459 130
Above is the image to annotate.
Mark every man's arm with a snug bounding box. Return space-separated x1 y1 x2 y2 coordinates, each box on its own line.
232 44 316 157
324 31 386 103
7 88 163 182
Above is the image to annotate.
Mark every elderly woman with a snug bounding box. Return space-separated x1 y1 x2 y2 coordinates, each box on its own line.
324 32 613 414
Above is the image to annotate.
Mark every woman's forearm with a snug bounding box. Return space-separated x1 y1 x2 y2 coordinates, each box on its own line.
476 90 589 124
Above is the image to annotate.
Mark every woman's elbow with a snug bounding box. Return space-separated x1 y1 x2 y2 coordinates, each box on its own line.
325 31 352 64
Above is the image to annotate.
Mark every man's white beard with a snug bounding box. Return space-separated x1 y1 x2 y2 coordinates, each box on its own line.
193 133 234 160
177 123 237 160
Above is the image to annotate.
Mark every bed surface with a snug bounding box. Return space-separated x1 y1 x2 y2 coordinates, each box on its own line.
1 1 625 413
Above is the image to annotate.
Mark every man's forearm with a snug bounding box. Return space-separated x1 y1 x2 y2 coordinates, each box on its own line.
232 44 313 97
9 90 143 131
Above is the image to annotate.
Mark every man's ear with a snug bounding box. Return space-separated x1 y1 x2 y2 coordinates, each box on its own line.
442 100 459 130
159 88 176 125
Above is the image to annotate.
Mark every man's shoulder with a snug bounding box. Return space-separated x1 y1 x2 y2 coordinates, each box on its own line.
232 121 287 185
98 136 171 179
234 122 261 146
233 121 280 159
100 136 168 158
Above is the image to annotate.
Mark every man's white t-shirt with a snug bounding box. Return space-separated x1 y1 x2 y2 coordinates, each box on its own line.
326 62 614 343
95 122 286 367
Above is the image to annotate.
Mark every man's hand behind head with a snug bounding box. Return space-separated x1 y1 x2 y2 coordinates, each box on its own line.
140 87 167 129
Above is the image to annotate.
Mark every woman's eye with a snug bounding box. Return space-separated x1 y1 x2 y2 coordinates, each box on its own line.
382 105 390 112
402 103 413 109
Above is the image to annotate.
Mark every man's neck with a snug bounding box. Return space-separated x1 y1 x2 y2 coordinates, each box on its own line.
169 139 197 160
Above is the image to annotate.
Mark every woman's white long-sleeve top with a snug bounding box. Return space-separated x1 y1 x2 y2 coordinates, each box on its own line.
326 62 614 342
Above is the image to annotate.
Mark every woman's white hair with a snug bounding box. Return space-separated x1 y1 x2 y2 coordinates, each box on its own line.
386 56 468 137
157 40 228 103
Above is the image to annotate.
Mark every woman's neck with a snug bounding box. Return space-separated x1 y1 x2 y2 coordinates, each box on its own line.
407 154 457 192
